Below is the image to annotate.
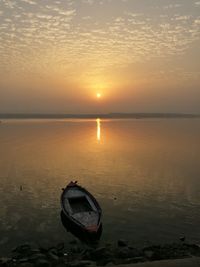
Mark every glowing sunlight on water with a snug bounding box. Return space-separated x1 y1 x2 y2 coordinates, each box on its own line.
96 118 101 142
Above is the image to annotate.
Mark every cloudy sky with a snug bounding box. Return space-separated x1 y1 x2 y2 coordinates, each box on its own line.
0 0 200 113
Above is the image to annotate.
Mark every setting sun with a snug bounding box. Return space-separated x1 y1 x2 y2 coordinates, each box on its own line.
97 93 101 99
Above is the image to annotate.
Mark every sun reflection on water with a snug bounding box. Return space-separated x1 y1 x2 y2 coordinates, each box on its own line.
96 118 101 142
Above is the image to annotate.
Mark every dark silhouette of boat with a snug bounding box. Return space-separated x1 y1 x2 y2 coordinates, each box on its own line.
60 210 102 244
61 181 102 239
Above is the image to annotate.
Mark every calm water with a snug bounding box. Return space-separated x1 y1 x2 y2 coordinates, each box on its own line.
0 119 200 254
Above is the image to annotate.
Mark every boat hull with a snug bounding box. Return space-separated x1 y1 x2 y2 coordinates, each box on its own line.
61 182 102 236
60 211 102 243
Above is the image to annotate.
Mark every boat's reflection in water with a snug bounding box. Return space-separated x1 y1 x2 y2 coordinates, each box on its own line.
60 211 103 245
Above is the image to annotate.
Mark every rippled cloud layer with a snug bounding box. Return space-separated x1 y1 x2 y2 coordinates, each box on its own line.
0 0 200 113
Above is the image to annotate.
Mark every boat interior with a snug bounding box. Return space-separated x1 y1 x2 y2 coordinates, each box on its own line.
68 196 93 213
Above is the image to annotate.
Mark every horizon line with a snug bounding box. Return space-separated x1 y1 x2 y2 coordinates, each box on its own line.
0 112 200 119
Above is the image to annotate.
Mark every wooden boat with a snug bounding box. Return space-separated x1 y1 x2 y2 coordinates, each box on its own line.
61 181 102 235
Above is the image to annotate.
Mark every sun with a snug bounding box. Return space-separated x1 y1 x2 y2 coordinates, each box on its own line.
96 93 101 98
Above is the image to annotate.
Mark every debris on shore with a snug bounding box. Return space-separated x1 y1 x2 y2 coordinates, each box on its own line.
1 241 200 267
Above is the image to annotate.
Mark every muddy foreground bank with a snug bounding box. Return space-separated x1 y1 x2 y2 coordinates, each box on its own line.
1 240 200 267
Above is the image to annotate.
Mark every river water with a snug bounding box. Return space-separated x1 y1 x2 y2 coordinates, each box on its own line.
0 118 199 254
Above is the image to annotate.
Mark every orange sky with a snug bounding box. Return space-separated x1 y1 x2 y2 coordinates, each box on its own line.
0 0 200 113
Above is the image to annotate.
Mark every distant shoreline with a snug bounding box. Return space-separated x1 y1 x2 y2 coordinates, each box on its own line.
0 113 200 119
